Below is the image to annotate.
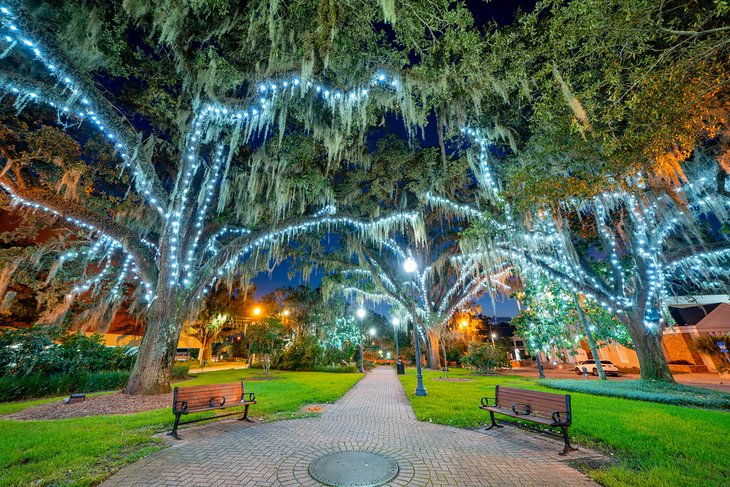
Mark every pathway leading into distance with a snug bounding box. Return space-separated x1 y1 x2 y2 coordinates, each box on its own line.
103 368 601 486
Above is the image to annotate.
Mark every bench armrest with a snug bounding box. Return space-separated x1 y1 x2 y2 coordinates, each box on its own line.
173 400 189 414
551 410 570 425
511 403 532 416
242 392 256 402
480 397 495 407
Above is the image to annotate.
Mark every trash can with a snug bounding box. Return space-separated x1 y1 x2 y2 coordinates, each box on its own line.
396 359 405 375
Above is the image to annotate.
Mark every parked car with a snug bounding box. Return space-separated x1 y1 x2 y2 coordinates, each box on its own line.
574 359 620 376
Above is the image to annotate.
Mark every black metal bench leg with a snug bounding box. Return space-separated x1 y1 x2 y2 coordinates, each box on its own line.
238 403 254 423
169 414 182 440
559 426 577 455
484 411 502 430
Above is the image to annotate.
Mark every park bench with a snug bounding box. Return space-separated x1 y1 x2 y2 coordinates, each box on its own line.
479 385 577 455
170 380 255 439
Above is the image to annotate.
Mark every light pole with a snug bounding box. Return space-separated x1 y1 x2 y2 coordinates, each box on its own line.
412 321 427 396
404 257 427 396
491 332 496 345
356 307 366 373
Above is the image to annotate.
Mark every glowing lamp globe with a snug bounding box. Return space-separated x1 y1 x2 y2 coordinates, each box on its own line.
403 257 417 273
356 307 366 319
253 307 261 316
282 309 290 317
391 317 400 326
369 328 376 336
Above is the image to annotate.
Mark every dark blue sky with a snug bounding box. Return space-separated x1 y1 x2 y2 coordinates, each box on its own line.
252 259 520 318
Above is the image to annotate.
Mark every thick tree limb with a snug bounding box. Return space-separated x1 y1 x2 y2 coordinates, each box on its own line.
0 181 158 284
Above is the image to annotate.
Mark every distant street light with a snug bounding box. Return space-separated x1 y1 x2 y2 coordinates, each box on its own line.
369 327 376 337
403 257 417 273
253 306 262 316
356 307 367 319
491 332 496 345
282 309 290 317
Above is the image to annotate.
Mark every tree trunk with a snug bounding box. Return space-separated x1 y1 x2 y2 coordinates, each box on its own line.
427 329 441 370
572 293 606 380
619 314 674 382
536 352 546 379
124 298 183 395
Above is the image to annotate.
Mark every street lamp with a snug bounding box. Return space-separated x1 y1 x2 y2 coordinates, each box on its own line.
282 309 290 317
412 321 427 396
403 257 417 273
491 332 497 345
356 307 366 373
253 306 262 316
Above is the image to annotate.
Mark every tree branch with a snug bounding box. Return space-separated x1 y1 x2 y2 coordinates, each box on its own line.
0 180 157 284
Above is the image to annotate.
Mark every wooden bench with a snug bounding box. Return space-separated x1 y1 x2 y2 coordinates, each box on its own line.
479 385 576 455
170 380 255 439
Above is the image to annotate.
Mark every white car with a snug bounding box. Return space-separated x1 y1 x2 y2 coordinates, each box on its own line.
574 360 620 376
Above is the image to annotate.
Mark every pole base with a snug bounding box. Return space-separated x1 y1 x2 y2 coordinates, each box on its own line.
414 385 427 396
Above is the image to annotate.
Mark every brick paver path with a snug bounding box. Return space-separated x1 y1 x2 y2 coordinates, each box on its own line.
103 368 601 486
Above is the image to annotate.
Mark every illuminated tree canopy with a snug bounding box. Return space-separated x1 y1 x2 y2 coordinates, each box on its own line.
0 0 728 392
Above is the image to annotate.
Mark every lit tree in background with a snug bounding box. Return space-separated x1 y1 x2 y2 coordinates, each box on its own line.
491 164 730 382
186 285 254 362
511 276 630 380
330 219 511 370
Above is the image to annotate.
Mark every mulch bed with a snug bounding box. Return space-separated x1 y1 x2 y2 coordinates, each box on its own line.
300 403 328 414
1 392 172 421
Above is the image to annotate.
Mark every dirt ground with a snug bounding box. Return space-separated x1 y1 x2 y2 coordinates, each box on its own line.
2 392 172 421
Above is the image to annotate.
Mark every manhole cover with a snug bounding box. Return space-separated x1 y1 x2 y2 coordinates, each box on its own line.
308 451 399 486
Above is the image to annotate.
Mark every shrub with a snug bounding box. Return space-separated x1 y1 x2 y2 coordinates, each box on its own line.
0 370 130 402
0 326 135 378
539 379 730 410
279 335 324 370
691 333 730 356
312 365 358 373
171 364 189 379
461 342 511 374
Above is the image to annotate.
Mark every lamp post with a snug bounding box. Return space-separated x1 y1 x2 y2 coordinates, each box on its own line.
491 332 496 345
404 256 427 396
356 307 366 373
412 321 427 396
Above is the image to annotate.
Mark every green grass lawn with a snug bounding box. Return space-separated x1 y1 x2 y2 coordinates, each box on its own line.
398 368 730 487
0 369 361 486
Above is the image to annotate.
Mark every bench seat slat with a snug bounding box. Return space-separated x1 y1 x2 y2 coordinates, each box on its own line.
184 400 256 413
480 406 554 425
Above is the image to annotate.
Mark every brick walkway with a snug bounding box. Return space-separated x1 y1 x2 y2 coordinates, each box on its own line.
103 368 601 486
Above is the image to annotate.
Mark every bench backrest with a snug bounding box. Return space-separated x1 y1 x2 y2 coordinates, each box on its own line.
173 381 245 413
495 386 571 421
